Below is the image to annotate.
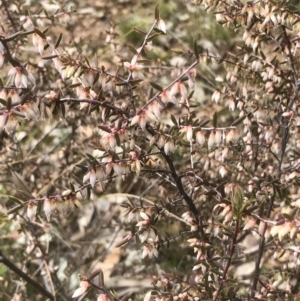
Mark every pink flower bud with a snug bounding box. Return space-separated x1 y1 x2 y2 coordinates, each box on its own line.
196 130 205 146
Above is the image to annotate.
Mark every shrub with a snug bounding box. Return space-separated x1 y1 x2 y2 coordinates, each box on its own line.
1 0 300 300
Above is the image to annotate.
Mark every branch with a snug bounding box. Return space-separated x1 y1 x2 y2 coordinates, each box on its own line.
0 250 55 300
142 60 199 110
250 24 299 298
213 219 240 301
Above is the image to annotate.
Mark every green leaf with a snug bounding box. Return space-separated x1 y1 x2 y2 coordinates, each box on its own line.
98 125 111 133
231 115 246 126
61 103 66 119
54 33 62 48
6 97 11 110
260 50 266 60
193 39 199 59
34 27 46 39
36 199 43 217
20 92 31 105
27 11 37 27
4 32 21 42
213 111 218 128
127 44 138 55
170 114 178 126
7 204 23 215
171 48 185 55
69 182 75 192
137 59 151 64
199 119 210 127
282 213 293 221
232 185 244 218
188 90 194 99
68 82 82 88
153 28 165 34
115 133 121 146
84 56 90 67
155 3 159 20
129 79 144 84
86 186 91 200
42 54 59 60
0 98 6 106
133 27 147 35
0 194 24 205
146 33 160 41
149 82 163 92
86 153 98 164
9 167 33 199
42 26 50 34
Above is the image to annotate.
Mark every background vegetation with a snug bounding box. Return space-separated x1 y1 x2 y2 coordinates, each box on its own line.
1 0 300 300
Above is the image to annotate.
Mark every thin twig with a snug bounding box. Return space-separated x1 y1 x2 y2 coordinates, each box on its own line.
213 219 240 301
0 250 55 300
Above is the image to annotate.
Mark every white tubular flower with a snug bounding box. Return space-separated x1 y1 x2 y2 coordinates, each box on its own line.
32 33 48 55
8 66 35 88
157 18 166 34
124 61 145 79
72 281 91 298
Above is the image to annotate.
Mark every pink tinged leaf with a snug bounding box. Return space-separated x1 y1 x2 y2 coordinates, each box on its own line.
97 294 111 301
8 67 17 76
140 211 149 221
196 131 205 146
157 19 166 34
157 135 166 148
123 61 131 69
135 159 141 175
108 134 116 150
179 83 188 98
32 33 39 48
139 231 149 243
83 171 90 183
113 163 123 176
38 39 45 55
144 291 152 301
0 112 8 129
142 246 149 258
212 90 221 103
21 74 28 88
43 198 52 221
139 115 146 131
132 70 145 80
105 162 113 176
79 102 89 110
208 131 215 149
14 72 22 88
96 167 106 181
72 281 90 298
145 109 157 122
164 140 175 154
152 247 158 258
149 101 161 119
27 202 37 220
89 169 96 187
186 126 193 142
0 53 5 68
160 90 171 103
214 130 222 146
188 78 195 90
170 82 180 97
131 115 139 126
219 166 227 178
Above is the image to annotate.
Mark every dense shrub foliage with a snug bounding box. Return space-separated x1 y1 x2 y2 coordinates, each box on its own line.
1 0 300 300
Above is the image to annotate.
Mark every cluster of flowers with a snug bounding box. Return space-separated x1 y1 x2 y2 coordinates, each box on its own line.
123 207 159 259
27 190 78 222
